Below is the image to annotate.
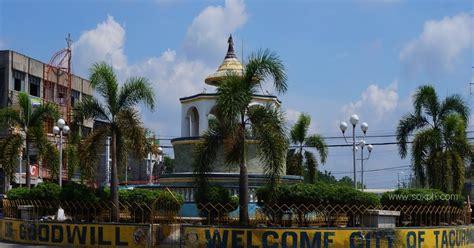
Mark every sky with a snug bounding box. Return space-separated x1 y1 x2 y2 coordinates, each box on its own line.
0 0 472 188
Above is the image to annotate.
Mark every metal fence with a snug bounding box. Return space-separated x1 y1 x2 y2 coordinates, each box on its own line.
3 199 181 224
4 199 469 228
197 203 469 227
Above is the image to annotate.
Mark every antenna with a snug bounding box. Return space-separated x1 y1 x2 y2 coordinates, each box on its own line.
65 33 73 50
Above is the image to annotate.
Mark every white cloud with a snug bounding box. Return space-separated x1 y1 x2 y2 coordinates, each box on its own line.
400 13 472 75
342 81 399 120
183 0 248 63
73 16 128 77
0 39 5 49
72 0 248 136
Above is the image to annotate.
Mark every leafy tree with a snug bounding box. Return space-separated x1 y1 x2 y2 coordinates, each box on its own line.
287 113 327 183
193 49 288 224
0 92 58 188
73 62 155 221
397 85 470 193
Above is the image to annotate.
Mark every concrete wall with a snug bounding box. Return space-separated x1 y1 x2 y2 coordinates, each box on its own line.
172 139 264 173
0 51 93 129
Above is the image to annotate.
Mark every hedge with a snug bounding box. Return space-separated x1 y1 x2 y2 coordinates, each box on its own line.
256 183 380 206
6 183 184 210
195 185 239 218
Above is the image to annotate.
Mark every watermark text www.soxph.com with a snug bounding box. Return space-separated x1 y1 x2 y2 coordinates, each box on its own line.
388 193 461 202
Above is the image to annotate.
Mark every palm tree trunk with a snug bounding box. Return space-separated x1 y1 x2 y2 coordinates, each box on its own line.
110 131 119 222
239 118 249 225
25 135 31 189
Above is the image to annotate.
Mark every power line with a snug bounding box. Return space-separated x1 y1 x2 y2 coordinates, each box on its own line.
330 165 411 175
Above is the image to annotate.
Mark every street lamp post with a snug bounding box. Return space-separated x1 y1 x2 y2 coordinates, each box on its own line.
339 115 373 189
358 141 373 192
53 118 69 188
148 147 163 185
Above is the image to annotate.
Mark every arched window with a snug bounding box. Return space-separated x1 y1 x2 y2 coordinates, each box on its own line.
185 107 199 137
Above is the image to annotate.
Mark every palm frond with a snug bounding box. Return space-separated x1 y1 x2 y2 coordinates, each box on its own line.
244 49 287 94
290 113 310 144
192 123 223 188
116 108 146 159
0 108 23 128
411 129 441 187
216 74 253 125
449 152 464 194
413 85 439 122
17 92 32 123
41 142 59 179
439 94 470 125
0 133 23 181
304 151 318 184
118 77 156 111
247 104 288 185
89 62 119 115
73 97 110 122
223 124 245 165
305 134 328 164
396 113 428 158
78 127 108 181
28 102 59 127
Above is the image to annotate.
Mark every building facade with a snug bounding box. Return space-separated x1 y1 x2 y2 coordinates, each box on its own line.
0 50 93 191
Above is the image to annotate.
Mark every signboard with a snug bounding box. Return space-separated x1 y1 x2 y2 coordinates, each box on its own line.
183 226 474 248
0 219 150 247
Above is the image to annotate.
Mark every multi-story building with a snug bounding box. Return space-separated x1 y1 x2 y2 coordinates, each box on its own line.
0 50 93 191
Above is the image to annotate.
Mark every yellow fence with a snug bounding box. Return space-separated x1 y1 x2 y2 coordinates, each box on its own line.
3 199 180 224
198 203 469 227
0 218 151 247
183 225 474 248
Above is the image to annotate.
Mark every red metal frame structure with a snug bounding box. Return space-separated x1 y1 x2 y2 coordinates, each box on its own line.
41 34 73 180
42 34 73 124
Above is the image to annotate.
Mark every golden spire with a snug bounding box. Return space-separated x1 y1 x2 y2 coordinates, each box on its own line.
205 34 244 86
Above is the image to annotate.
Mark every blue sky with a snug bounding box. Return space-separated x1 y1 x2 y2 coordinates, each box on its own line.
1 0 472 188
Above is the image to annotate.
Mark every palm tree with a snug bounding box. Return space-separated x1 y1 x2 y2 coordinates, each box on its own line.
74 62 155 221
287 113 328 184
397 85 470 193
193 49 288 224
0 92 58 188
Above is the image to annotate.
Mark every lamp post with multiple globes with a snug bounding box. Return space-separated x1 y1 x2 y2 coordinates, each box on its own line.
339 115 374 189
53 118 69 188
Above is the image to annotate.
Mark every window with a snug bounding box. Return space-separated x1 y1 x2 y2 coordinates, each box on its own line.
71 90 80 106
57 85 67 105
13 70 25 92
29 75 41 97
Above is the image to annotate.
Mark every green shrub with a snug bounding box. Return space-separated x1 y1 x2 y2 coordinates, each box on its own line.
195 186 238 209
60 182 100 202
195 185 239 219
30 182 61 201
381 188 464 207
120 188 184 210
256 183 380 206
6 187 32 200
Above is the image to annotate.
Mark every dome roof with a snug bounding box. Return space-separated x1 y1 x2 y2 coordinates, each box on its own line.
205 35 244 86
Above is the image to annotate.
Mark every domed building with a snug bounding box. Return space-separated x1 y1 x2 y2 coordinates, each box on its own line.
157 35 301 214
